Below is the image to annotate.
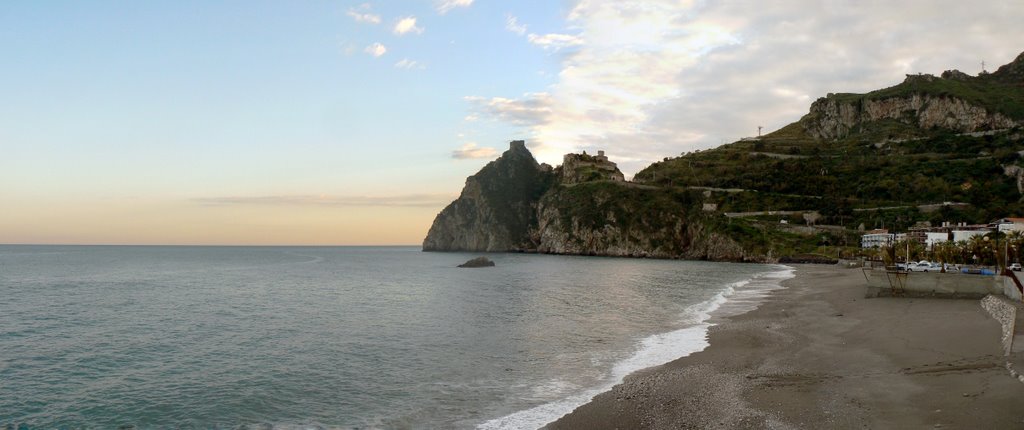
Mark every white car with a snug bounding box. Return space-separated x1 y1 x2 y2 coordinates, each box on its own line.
909 261 939 272
1011 263 1022 271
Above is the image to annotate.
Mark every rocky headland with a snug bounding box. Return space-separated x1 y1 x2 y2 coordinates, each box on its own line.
424 51 1024 262
424 140 750 261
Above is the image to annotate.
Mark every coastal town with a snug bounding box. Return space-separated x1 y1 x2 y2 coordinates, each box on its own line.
860 217 1024 270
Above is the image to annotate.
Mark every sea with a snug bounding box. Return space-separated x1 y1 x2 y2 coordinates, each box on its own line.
0 245 793 429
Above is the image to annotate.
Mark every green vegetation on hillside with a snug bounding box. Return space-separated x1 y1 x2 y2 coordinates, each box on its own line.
637 129 1024 233
633 53 1024 242
544 182 697 231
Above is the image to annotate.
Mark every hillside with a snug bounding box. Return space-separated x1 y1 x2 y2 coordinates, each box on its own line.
635 51 1024 234
426 51 1024 261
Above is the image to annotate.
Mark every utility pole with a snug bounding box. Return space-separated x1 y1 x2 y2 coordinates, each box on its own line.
907 238 911 267
757 126 763 137
982 60 986 73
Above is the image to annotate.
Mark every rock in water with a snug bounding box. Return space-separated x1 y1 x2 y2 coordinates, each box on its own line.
423 140 554 252
458 256 495 268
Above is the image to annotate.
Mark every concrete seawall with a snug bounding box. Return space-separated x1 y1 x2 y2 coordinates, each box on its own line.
863 269 1003 298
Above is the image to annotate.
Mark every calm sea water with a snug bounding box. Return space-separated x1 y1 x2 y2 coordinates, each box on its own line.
0 246 791 429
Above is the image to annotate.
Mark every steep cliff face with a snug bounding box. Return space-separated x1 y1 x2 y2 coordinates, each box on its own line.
802 58 1024 141
422 141 554 251
803 90 1019 140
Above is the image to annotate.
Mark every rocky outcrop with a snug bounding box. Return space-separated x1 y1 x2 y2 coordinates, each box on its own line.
422 140 554 252
803 91 1018 140
801 53 1024 141
532 183 749 261
992 51 1024 82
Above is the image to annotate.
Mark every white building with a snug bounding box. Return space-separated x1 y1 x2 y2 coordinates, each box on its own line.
861 229 894 248
995 218 1024 233
925 232 949 249
952 228 991 242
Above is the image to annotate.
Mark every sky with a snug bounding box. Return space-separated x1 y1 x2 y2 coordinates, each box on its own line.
3 1 1024 245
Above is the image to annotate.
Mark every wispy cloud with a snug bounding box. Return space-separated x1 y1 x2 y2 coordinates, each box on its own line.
436 0 473 14
192 194 455 208
451 143 498 159
364 42 387 57
526 33 583 50
394 58 425 69
393 16 424 35
346 3 381 24
338 39 358 56
506 15 527 35
464 93 553 126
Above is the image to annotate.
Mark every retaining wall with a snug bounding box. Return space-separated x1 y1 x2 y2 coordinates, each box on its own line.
863 270 1003 298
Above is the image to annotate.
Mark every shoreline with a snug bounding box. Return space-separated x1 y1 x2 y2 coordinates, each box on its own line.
479 265 794 430
545 265 1024 429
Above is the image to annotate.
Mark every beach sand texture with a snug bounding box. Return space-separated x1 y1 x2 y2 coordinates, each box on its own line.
547 265 1024 429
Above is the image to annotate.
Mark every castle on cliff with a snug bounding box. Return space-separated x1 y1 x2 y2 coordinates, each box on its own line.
561 150 625 183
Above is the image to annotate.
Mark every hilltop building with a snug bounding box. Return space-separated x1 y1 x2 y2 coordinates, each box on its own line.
559 150 625 183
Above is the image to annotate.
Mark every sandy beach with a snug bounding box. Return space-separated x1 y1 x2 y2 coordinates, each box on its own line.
546 265 1024 429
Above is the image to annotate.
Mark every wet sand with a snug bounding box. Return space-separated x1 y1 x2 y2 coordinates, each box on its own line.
546 265 1024 429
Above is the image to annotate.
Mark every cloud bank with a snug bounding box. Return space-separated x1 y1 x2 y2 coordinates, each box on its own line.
451 143 498 159
193 194 455 208
469 0 1024 175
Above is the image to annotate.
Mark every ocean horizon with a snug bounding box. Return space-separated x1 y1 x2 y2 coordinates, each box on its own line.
0 245 791 429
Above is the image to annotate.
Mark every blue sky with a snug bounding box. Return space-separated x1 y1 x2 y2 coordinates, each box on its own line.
3 1 1024 245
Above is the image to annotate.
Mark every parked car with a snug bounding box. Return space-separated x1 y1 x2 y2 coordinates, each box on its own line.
1011 263 1022 271
909 261 940 272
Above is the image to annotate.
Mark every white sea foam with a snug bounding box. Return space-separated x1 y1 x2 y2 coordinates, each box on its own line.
477 265 795 430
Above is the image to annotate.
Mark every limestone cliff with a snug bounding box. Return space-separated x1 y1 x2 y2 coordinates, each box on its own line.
801 54 1024 141
803 85 1019 140
422 141 553 251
